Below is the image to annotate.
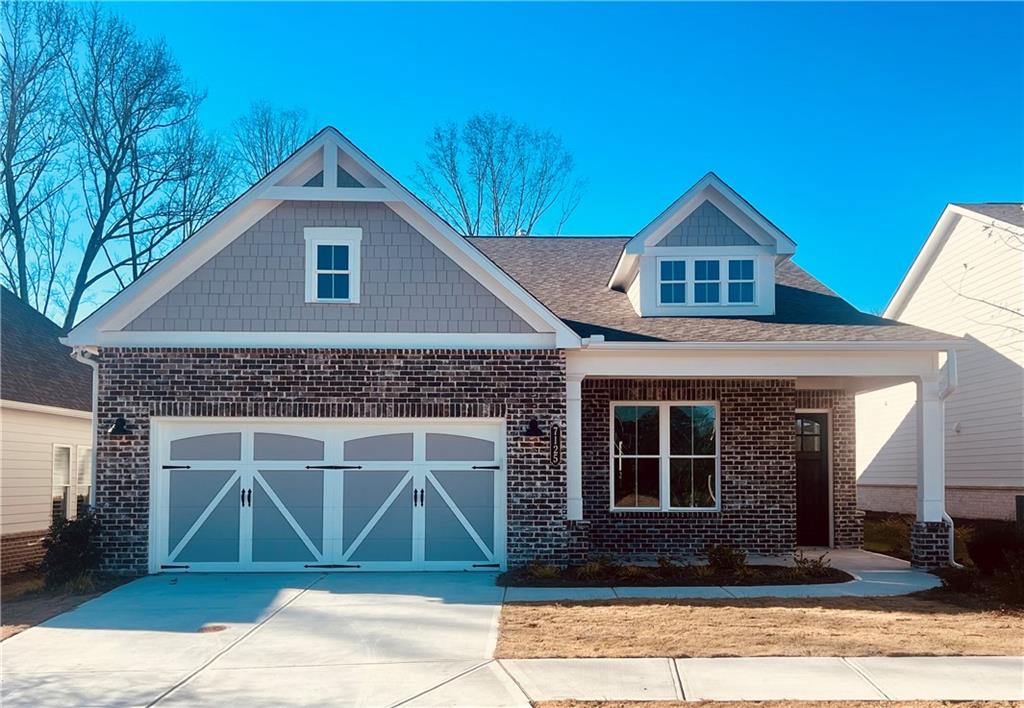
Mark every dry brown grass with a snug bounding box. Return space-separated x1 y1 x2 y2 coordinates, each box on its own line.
498 593 1024 659
1 572 133 641
534 702 1019 708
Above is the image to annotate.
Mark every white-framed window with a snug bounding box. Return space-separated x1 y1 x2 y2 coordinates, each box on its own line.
610 401 720 511
76 446 93 514
304 227 362 303
727 259 755 304
693 260 721 304
52 444 72 522
657 259 686 305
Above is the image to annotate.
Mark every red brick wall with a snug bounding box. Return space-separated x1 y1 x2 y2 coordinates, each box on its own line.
582 378 798 557
1 531 46 575
795 389 863 548
94 348 567 573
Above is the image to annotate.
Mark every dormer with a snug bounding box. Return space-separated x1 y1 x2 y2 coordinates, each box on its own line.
608 173 796 317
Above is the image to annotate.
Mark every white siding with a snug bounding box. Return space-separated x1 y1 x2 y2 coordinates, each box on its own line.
857 213 1024 490
1 406 93 535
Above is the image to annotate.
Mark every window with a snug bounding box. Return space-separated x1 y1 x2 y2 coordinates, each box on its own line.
693 260 720 303
658 260 686 304
304 227 362 303
611 402 719 511
52 445 71 522
76 447 93 514
728 259 755 304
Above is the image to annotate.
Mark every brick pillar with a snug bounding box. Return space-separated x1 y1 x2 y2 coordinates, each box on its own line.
911 520 950 569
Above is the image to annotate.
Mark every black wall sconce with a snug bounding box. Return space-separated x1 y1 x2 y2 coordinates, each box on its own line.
524 418 545 437
107 417 130 436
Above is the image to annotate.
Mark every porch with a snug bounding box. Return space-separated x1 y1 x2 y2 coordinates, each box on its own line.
562 341 958 568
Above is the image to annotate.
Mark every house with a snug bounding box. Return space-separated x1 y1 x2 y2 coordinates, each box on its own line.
62 127 960 573
857 203 1024 520
1 288 94 575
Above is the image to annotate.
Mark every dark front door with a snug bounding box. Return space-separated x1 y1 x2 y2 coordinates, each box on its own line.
795 413 830 546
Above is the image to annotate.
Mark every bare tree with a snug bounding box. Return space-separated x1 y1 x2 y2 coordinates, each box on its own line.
230 101 315 186
58 5 228 328
415 113 584 236
1 1 75 308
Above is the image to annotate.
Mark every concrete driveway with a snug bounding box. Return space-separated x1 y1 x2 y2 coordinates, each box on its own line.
1 573 524 708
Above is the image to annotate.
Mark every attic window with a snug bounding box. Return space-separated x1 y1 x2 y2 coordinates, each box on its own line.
658 260 686 305
727 259 755 304
693 260 721 304
304 227 362 303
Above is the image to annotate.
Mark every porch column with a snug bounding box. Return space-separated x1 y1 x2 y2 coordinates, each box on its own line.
912 375 949 568
566 374 584 520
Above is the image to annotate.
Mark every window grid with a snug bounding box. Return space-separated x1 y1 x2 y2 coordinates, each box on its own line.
693 260 721 304
654 257 759 308
657 259 686 305
314 244 351 301
52 444 72 523
727 259 755 304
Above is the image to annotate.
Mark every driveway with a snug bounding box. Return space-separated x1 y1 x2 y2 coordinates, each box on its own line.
1 573 525 708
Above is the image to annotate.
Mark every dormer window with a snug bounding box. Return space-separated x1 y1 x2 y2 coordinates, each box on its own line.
693 260 721 304
658 260 686 304
304 227 362 303
727 259 755 304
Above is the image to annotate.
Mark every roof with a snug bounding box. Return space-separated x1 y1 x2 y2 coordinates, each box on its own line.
470 237 956 343
955 202 1024 229
1 288 92 411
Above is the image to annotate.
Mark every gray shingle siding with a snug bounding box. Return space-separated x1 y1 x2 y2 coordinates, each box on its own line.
655 200 758 247
125 201 535 333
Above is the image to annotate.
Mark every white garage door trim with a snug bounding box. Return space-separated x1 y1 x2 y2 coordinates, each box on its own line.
148 417 507 573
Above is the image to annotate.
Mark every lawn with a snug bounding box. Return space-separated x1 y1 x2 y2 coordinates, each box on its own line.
1 571 133 640
497 590 1024 659
534 702 1019 708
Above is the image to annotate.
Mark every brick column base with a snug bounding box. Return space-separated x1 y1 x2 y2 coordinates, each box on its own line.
911 520 951 569
564 520 591 566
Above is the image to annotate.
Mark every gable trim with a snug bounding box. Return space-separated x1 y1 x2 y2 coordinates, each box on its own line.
65 128 580 349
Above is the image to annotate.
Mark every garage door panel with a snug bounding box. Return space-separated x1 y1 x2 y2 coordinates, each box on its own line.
424 479 489 562
251 483 317 563
252 469 324 562
253 433 325 461
344 433 414 461
175 481 241 563
167 469 237 551
425 433 494 462
347 477 414 562
429 470 494 554
169 433 241 461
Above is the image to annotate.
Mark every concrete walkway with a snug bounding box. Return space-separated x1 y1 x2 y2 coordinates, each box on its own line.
505 548 942 601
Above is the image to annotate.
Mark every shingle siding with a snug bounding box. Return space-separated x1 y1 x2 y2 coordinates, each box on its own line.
655 201 758 247
125 201 535 334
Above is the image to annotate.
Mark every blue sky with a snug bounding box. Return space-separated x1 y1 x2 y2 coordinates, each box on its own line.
113 1 1023 314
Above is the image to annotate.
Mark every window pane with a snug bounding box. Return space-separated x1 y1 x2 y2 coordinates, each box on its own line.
660 259 685 281
635 457 660 507
695 259 719 281
77 447 93 487
728 282 754 303
332 273 350 299
332 245 349 271
660 259 673 281
613 406 659 455
169 432 242 461
695 282 720 303
692 405 716 454
801 419 821 435
670 406 693 455
660 283 674 304
52 447 71 486
613 457 637 507
317 244 333 270
613 457 660 507
669 458 693 508
661 283 685 304
693 458 717 507
317 273 333 299
729 259 753 280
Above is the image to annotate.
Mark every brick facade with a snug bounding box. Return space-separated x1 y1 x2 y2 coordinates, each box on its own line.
911 520 951 569
1 530 47 576
93 348 567 573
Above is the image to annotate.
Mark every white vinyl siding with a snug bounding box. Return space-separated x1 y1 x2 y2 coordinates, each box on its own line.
1 406 93 535
856 214 1024 490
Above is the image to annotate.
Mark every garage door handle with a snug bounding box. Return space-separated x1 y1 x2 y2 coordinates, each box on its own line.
241 488 245 507
305 465 362 470
247 489 252 507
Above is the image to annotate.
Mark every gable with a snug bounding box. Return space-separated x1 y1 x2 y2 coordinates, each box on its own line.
125 201 536 335
654 201 758 247
303 165 365 188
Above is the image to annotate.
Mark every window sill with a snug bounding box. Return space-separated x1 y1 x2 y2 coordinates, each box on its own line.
609 506 722 514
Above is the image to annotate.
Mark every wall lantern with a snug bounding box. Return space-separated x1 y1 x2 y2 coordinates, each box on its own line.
524 418 545 437
107 417 130 436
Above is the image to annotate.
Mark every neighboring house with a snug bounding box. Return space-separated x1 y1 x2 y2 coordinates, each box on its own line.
857 203 1024 520
1 288 94 575
63 127 960 573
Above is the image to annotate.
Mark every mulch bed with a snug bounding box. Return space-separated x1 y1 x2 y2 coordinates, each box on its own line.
498 564 852 587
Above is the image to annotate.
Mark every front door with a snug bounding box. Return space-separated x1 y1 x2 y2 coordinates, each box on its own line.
795 413 830 546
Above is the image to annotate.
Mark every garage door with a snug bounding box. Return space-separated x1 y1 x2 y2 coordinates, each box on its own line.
150 420 506 572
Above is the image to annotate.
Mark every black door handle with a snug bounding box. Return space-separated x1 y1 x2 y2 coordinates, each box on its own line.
241 488 245 507
412 485 417 507
418 489 424 506
247 488 252 507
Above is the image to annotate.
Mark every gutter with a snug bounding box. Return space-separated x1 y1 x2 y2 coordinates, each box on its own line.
71 346 100 512
938 348 963 569
579 337 959 352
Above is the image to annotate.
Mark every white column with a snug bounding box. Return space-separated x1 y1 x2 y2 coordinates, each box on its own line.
916 376 946 522
566 374 584 520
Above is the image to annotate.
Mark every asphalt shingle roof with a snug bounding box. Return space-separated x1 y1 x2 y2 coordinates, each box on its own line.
1 288 92 411
956 203 1024 228
470 237 955 343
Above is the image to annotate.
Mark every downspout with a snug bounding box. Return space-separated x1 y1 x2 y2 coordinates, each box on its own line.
938 349 962 568
71 346 100 513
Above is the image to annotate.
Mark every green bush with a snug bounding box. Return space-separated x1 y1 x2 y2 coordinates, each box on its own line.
705 544 747 575
966 525 1024 575
526 561 560 579
41 512 102 588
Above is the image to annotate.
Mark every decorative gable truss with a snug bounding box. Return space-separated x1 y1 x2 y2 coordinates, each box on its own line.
64 128 580 349
609 173 797 317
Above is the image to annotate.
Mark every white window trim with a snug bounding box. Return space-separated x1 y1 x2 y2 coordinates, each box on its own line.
656 258 687 306
693 259 723 305
726 258 756 304
609 400 721 513
304 227 362 304
52 444 73 521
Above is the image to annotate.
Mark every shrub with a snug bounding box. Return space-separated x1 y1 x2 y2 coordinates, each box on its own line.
526 562 560 580
705 544 747 575
938 566 978 594
617 564 654 582
994 551 1024 606
871 514 913 557
966 525 1024 575
792 550 833 579
574 561 605 581
41 511 102 588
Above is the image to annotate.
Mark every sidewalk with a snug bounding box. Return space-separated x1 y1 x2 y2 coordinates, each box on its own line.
408 656 1024 706
504 548 941 602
